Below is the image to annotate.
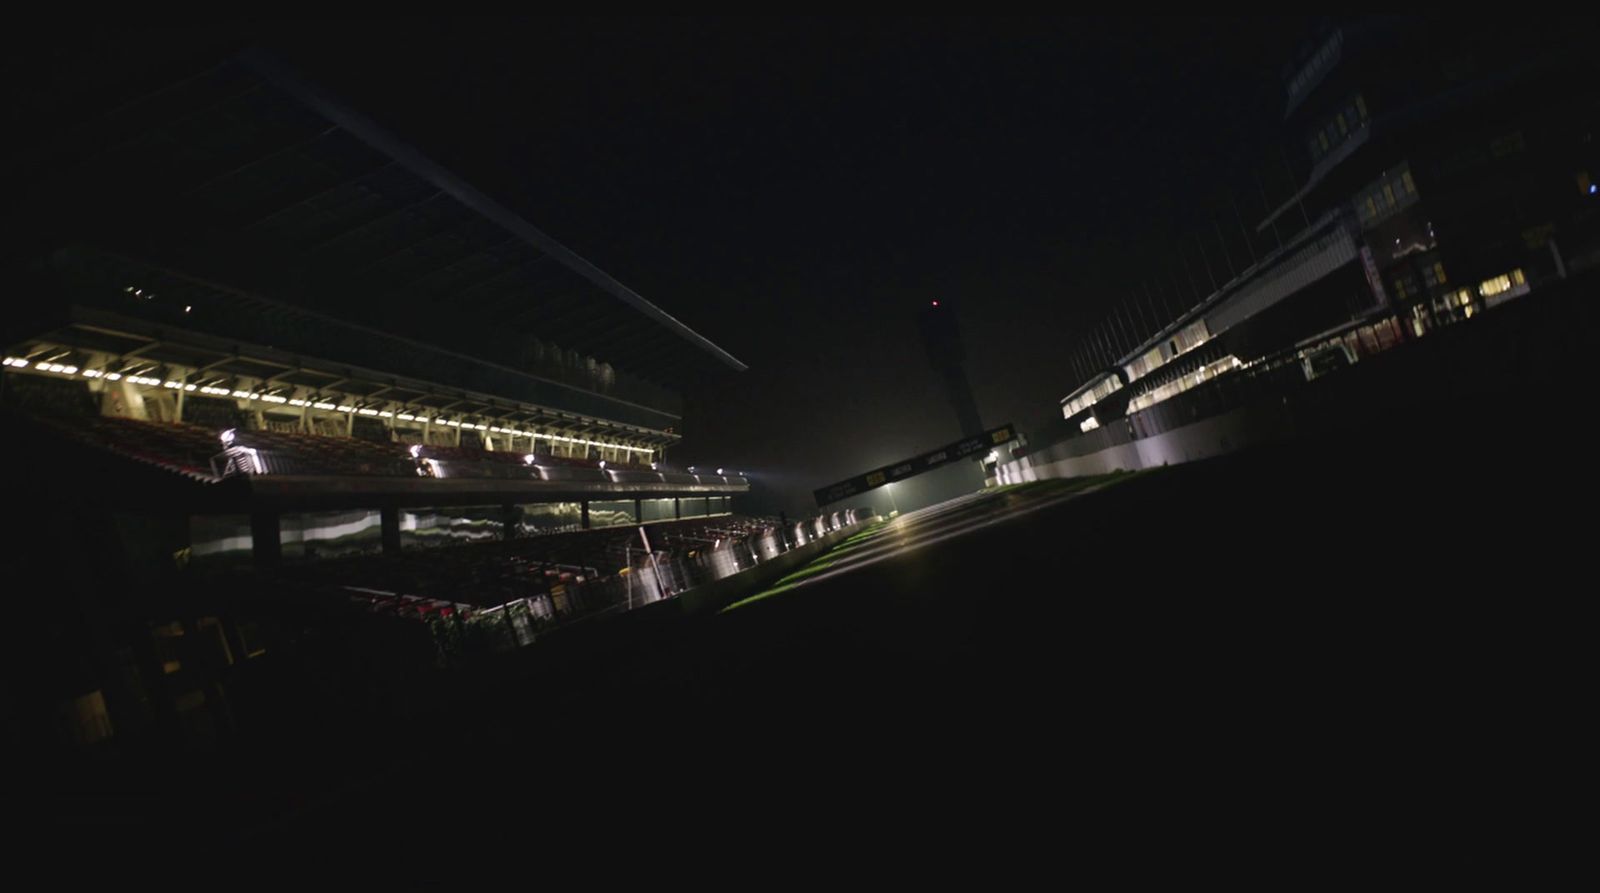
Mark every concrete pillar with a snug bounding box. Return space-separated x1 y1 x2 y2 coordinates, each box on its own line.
250 512 281 567
381 507 401 555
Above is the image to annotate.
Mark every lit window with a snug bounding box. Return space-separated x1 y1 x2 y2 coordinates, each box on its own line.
1512 268 1526 285
1366 197 1378 218
1356 95 1367 118
1433 262 1446 284
1402 170 1416 194
1336 113 1348 135
1383 184 1396 207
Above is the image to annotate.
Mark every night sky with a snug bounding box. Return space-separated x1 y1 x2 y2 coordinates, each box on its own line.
10 17 1315 514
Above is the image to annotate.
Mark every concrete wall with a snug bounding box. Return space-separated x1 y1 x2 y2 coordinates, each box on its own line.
999 402 1297 483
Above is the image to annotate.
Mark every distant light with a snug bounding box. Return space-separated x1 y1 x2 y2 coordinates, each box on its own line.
184 305 192 313
1591 184 1598 195
105 372 121 381
688 466 696 473
523 454 536 465
931 300 939 307
410 445 424 458
599 460 607 468
716 468 724 475
220 428 236 446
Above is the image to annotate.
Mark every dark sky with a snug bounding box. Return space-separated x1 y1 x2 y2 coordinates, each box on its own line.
16 17 1316 514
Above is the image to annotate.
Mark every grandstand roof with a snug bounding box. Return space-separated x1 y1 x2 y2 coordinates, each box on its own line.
11 48 745 396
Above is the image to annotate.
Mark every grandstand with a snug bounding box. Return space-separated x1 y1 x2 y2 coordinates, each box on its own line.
0 48 832 758
3 47 755 562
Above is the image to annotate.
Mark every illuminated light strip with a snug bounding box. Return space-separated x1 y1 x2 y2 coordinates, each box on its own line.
357 407 378 416
12 352 673 453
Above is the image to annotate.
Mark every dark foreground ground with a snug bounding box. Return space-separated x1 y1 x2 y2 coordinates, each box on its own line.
28 384 1590 868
